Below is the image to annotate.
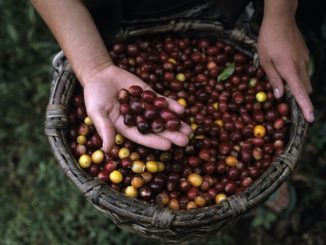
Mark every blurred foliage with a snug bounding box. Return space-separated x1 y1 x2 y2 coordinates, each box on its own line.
0 0 325 244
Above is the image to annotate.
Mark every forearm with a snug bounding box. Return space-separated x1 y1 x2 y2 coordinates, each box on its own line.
263 0 298 22
31 0 112 86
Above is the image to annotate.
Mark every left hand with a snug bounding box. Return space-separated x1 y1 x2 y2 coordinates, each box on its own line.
257 15 314 122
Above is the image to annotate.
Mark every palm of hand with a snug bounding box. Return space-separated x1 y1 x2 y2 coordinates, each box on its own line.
83 65 191 152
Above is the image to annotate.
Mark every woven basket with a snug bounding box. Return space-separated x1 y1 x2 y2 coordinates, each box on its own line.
45 20 308 243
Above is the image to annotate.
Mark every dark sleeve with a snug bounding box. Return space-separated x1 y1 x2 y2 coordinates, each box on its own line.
83 0 123 46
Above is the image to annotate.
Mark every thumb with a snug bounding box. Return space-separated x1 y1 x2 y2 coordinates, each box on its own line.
89 110 115 153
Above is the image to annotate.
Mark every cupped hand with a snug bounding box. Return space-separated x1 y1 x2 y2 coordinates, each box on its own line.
257 16 314 122
82 65 192 152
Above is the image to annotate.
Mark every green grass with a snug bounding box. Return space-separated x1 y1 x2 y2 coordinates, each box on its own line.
1 1 325 244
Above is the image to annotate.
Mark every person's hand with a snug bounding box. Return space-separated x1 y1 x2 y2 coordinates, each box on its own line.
83 64 192 152
257 15 314 122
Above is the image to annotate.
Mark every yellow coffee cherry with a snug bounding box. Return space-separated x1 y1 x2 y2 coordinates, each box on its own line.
109 170 123 184
256 91 267 103
130 152 140 161
118 147 130 159
249 78 257 87
124 186 138 198
115 133 124 145
187 173 203 187
191 123 198 131
195 135 205 140
189 117 194 123
157 192 170 206
186 201 198 210
146 161 159 173
176 73 186 82
169 199 180 210
131 160 145 174
177 98 187 107
84 116 93 126
168 58 176 64
157 161 165 172
76 135 87 145
253 125 266 138
131 176 144 188
78 154 91 168
189 133 194 139
91 150 104 164
195 195 207 207
215 119 224 127
215 193 227 204
225 156 238 167
213 102 219 110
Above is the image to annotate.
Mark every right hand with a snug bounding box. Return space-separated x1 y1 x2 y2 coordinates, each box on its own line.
83 64 192 153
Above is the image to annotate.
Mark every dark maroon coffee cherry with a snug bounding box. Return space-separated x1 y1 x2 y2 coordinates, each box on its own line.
216 54 228 65
227 168 240 181
216 161 227 174
124 113 134 126
129 99 144 114
151 118 165 133
188 156 201 167
141 90 157 103
88 164 100 177
160 109 177 121
199 148 210 161
225 181 237 194
119 103 130 115
153 97 168 110
75 106 87 120
129 85 143 97
112 42 125 53
137 121 150 134
165 118 181 131
203 161 216 175
278 103 290 116
170 80 184 91
90 133 102 148
218 143 232 155
248 166 261 179
127 44 139 57
234 52 247 64
143 108 157 121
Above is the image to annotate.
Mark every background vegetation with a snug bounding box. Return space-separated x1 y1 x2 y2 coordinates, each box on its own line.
0 0 325 244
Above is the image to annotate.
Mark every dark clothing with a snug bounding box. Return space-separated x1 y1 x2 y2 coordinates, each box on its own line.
84 0 251 46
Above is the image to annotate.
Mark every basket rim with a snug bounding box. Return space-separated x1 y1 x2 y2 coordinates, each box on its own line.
45 19 309 235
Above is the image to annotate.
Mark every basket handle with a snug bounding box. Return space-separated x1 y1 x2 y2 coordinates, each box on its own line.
52 51 65 80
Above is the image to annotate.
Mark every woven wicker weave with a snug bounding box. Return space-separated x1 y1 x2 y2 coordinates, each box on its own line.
45 20 308 243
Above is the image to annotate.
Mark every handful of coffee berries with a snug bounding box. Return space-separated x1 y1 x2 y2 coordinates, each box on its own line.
69 35 291 210
118 85 181 134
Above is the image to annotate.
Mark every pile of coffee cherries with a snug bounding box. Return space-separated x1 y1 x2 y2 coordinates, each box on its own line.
68 35 291 210
118 85 181 134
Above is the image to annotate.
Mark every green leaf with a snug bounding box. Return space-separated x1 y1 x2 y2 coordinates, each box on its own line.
217 63 235 82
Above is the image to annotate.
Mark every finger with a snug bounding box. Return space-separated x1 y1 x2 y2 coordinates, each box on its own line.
157 130 189 147
166 97 185 115
283 69 314 122
261 59 284 98
300 67 313 94
89 110 115 153
180 122 192 136
114 117 172 150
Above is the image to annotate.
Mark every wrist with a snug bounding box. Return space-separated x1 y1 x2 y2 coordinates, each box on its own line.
77 55 114 87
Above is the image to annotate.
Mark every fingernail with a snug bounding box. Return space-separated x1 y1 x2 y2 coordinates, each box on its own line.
310 113 315 122
274 88 280 98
